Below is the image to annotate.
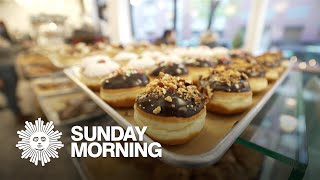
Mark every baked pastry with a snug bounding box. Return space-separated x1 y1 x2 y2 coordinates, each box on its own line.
231 62 268 93
199 68 252 114
184 58 215 82
126 56 156 73
149 62 190 80
80 56 120 91
113 51 138 66
256 53 283 81
100 69 149 108
134 73 207 145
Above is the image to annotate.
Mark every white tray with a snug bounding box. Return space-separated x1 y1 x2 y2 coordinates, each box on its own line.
64 65 292 167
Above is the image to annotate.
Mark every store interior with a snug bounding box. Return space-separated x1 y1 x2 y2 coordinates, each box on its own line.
0 0 319 180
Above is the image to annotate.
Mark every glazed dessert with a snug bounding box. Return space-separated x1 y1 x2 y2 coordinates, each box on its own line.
134 73 207 145
126 56 156 73
80 56 120 91
255 53 284 81
149 62 189 80
101 69 149 108
199 68 252 114
211 47 230 58
113 51 138 66
184 58 215 82
231 62 268 93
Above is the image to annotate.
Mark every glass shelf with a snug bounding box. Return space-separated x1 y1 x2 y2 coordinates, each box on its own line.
237 70 309 179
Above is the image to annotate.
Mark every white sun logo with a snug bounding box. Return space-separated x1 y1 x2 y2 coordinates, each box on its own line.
16 118 64 166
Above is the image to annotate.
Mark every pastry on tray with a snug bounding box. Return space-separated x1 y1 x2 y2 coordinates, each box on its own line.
80 55 120 91
199 68 252 114
149 62 190 80
255 53 284 81
113 51 138 66
231 62 268 93
134 73 207 145
126 56 156 73
184 58 215 82
100 69 150 108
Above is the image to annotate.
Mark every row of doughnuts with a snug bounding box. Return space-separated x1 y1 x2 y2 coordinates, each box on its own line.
78 47 288 145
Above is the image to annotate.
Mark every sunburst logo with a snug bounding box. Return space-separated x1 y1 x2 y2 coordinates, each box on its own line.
16 118 64 166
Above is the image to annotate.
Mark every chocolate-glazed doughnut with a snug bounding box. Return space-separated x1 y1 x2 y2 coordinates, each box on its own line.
255 53 283 81
136 82 205 118
231 62 268 93
199 68 252 114
100 69 149 108
199 69 251 93
102 70 149 89
185 58 215 67
184 58 215 83
134 73 207 145
150 62 188 77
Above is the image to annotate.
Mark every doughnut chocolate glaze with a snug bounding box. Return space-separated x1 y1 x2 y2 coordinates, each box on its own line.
231 62 266 78
255 54 281 67
185 58 215 67
102 69 149 89
136 73 206 117
199 68 251 93
150 62 188 77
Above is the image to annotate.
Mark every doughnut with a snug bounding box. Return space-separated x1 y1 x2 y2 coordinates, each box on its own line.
113 52 138 66
231 62 268 93
184 58 215 82
134 73 207 145
100 69 149 108
256 53 284 81
149 62 190 81
80 56 120 91
126 56 156 73
199 68 252 114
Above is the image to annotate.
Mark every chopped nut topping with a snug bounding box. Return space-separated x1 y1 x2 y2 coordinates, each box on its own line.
137 72 207 106
153 106 161 114
164 96 173 102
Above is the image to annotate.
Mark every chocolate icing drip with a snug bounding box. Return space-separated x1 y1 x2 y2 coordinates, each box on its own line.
137 91 205 117
102 71 149 89
150 63 188 76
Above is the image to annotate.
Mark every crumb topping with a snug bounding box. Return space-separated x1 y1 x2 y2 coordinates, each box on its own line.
199 68 251 93
136 73 206 117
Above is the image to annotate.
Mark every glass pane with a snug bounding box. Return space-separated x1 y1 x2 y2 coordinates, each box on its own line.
210 0 252 48
238 70 308 171
130 0 174 42
260 0 320 61
176 0 212 46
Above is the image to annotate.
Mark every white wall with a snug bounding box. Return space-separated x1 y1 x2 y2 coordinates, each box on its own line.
107 0 133 44
0 0 83 34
